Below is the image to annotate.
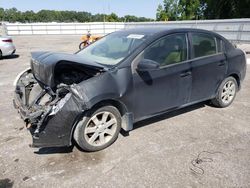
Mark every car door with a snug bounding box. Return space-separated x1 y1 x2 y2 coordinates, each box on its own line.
132 33 192 120
189 32 227 102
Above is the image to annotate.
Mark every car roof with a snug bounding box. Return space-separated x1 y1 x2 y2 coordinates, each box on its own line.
117 27 219 37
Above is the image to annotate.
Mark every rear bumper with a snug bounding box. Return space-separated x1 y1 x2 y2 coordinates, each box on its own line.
13 70 83 148
1 43 16 56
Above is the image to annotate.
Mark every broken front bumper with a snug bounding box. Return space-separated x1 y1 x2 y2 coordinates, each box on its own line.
13 70 83 148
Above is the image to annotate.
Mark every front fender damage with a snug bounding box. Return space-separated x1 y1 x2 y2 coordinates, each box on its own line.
13 66 133 148
13 70 88 148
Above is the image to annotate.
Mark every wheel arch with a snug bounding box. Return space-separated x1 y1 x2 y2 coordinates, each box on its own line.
90 99 129 116
213 73 240 100
228 73 241 89
69 99 132 145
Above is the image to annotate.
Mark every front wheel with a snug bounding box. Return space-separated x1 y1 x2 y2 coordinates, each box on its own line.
211 77 238 108
74 105 121 152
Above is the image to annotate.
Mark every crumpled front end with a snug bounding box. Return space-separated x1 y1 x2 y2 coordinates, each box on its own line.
13 69 83 147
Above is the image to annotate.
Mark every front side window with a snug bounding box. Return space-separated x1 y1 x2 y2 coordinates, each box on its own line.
143 34 187 67
191 33 217 58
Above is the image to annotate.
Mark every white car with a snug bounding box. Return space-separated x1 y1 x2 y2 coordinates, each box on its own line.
0 36 16 59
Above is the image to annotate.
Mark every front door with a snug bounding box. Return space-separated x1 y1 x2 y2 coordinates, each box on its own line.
132 33 192 121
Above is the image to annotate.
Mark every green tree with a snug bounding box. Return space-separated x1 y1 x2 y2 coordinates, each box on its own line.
107 13 119 22
0 8 153 23
77 12 92 22
156 4 168 21
23 11 36 22
157 0 250 20
157 0 203 21
4 8 19 22
137 17 154 22
124 15 139 22
179 0 201 20
91 13 106 22
0 8 5 21
238 0 250 18
163 0 181 20
201 0 250 19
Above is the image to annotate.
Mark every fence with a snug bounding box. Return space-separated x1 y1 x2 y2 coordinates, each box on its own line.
4 22 124 36
3 18 250 43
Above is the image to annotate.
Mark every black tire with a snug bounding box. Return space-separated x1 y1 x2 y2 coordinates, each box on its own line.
74 105 121 152
211 76 238 108
79 41 86 50
0 50 2 59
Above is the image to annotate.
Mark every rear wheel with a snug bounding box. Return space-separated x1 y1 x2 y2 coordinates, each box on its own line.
211 77 238 108
79 41 87 50
0 50 2 59
74 105 121 152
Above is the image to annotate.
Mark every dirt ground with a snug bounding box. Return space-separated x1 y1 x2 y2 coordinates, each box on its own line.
0 35 250 188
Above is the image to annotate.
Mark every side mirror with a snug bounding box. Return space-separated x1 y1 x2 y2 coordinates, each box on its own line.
137 59 160 71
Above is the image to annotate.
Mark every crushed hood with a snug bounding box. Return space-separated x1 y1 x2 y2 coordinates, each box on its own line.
31 51 106 88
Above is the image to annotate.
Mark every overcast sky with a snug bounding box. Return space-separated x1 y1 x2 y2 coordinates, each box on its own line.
0 0 163 19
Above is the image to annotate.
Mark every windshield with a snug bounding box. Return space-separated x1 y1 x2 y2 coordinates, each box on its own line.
77 32 146 65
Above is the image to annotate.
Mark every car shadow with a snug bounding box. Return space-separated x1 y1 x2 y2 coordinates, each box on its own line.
1 54 19 60
0 178 14 188
34 102 208 153
133 101 207 131
34 145 74 155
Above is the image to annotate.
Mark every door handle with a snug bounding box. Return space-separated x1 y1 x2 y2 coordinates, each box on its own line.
180 71 191 77
218 60 226 66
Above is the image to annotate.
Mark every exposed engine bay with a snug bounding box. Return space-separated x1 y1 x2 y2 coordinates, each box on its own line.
54 63 101 86
30 51 106 88
14 55 104 144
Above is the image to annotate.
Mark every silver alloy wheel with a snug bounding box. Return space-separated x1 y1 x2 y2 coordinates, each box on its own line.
84 111 117 147
221 80 236 105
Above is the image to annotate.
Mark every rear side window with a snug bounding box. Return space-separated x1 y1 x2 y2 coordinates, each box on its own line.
144 33 187 67
216 38 225 53
191 33 216 58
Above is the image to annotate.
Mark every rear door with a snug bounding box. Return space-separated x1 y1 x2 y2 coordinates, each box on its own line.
132 33 192 120
189 32 227 102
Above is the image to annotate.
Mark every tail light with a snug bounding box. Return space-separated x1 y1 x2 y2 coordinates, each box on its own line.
2 39 13 43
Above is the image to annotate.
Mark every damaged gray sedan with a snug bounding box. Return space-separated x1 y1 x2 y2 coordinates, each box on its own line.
13 28 246 151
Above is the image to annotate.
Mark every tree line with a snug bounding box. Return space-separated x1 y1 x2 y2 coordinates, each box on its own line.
1 1 250 24
156 0 250 21
0 8 154 23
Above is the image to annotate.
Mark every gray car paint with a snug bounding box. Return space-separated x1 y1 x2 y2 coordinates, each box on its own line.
13 28 246 148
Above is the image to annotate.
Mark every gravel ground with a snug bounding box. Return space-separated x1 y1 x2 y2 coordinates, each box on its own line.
0 35 250 188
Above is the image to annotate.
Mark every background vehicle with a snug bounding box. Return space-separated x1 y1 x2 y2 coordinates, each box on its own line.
79 34 102 49
0 36 16 59
13 28 246 152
